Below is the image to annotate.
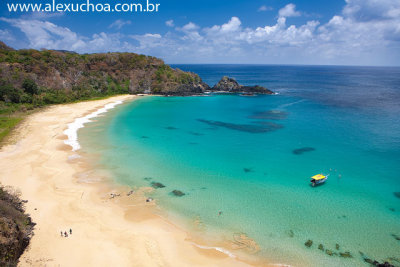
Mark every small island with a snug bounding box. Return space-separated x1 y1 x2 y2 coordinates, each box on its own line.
210 76 274 95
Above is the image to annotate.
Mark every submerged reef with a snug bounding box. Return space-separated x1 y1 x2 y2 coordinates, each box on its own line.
171 190 185 197
197 119 283 133
151 182 166 189
292 147 316 155
249 110 288 120
243 168 254 173
165 126 178 130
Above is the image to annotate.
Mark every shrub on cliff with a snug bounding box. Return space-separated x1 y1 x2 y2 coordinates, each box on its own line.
0 41 208 100
0 185 35 266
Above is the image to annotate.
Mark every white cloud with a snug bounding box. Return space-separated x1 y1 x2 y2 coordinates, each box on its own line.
343 0 400 21
108 19 131 30
0 17 135 53
21 11 64 20
178 22 199 32
258 5 273 12
166 20 174 27
279 3 301 18
0 29 15 42
2 0 400 65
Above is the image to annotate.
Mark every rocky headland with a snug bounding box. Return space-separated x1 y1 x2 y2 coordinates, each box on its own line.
210 76 274 95
0 41 273 100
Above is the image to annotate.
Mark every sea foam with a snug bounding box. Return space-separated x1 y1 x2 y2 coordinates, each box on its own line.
191 243 236 258
64 100 123 151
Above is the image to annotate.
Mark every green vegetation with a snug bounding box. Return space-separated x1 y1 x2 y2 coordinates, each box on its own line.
0 116 22 143
0 40 208 143
0 185 35 266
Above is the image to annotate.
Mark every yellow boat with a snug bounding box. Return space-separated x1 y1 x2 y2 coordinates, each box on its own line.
310 174 328 187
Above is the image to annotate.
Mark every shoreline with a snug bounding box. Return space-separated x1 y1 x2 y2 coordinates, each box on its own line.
0 95 277 266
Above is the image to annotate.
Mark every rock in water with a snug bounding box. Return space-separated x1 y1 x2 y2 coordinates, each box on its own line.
171 190 185 197
318 244 324 251
391 234 400 241
211 76 274 94
212 76 241 91
339 252 353 258
394 192 400 199
305 240 313 247
151 182 166 189
326 250 333 256
292 147 316 155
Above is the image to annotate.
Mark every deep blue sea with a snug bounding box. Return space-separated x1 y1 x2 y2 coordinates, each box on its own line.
80 65 400 266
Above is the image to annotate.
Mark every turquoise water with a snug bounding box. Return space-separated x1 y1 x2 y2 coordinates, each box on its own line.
80 65 400 266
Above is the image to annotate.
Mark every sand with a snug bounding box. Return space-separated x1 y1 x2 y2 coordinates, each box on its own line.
0 95 265 267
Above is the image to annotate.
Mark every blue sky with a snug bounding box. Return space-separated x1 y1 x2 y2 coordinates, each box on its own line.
1 0 400 65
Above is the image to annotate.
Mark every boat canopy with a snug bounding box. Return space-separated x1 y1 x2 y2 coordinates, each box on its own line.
311 174 326 180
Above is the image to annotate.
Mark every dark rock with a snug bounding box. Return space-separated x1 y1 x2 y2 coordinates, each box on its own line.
287 230 294 238
373 261 395 267
143 177 152 181
336 243 340 250
188 131 204 136
326 249 333 256
391 234 400 241
339 251 352 258
141 136 149 139
318 244 324 251
212 76 241 91
364 258 374 264
394 192 400 199
171 190 185 197
151 182 166 189
211 76 274 94
197 119 283 133
389 208 395 212
165 126 178 130
243 168 253 173
304 240 313 247
292 147 316 155
379 262 395 267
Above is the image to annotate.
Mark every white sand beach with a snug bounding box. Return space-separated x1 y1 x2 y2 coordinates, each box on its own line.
0 95 267 267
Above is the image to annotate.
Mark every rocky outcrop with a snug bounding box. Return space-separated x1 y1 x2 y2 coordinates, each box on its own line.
211 76 274 94
0 41 14 51
0 185 35 266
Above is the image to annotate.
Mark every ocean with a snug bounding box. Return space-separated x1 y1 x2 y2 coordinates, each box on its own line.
79 65 400 266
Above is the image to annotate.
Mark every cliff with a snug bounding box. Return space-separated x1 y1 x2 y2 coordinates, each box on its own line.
211 76 274 94
0 185 35 266
0 41 208 103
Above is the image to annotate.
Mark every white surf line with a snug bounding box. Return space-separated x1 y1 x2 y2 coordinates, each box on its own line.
191 243 237 258
192 243 293 266
64 100 124 151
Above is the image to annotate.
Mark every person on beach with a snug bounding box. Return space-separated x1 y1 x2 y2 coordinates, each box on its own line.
60 231 63 237
70 229 72 235
64 231 68 237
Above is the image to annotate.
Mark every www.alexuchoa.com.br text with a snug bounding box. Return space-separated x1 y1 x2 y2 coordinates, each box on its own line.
6 0 160 13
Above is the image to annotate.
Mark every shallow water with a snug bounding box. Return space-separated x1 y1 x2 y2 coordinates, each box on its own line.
80 65 400 266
